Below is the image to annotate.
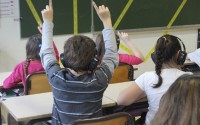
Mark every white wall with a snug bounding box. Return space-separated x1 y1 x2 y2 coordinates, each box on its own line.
0 0 198 78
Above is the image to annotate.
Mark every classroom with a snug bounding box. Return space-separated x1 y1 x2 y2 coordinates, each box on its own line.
0 0 200 125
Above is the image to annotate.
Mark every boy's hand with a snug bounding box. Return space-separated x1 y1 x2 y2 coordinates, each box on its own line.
93 1 112 28
41 0 53 22
118 32 130 43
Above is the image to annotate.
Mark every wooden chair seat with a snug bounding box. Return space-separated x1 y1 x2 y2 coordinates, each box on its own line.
25 71 51 95
109 64 137 84
72 112 134 125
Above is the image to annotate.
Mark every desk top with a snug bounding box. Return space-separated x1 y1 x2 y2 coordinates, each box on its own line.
0 72 11 88
104 81 147 103
2 82 148 122
104 81 133 102
184 59 196 65
2 92 115 122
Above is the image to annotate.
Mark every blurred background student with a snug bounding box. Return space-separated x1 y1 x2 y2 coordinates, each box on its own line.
151 74 200 125
3 33 59 91
95 31 144 65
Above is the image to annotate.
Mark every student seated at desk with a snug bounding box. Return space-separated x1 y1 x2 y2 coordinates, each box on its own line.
117 34 192 125
151 74 200 125
95 31 144 65
3 34 59 90
39 1 118 125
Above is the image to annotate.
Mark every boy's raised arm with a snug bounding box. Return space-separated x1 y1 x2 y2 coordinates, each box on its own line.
41 0 53 22
40 0 57 70
93 2 119 74
92 2 112 29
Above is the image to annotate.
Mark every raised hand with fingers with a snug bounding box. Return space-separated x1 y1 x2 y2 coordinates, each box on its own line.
118 32 130 43
118 31 144 61
41 0 53 22
93 1 112 28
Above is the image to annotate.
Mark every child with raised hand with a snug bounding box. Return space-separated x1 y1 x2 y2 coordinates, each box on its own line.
40 0 118 124
117 31 144 64
95 31 144 65
3 33 59 90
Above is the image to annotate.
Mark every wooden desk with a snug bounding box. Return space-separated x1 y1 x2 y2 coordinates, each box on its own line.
2 82 148 124
1 92 115 124
0 72 11 88
104 81 148 119
104 81 147 103
184 59 196 65
104 82 132 102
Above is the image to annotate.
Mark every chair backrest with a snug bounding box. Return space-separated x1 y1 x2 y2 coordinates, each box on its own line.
24 71 51 95
109 64 137 84
72 112 134 125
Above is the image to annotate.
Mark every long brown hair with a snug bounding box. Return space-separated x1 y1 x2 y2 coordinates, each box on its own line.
95 33 119 63
151 74 200 125
153 34 182 88
24 34 42 77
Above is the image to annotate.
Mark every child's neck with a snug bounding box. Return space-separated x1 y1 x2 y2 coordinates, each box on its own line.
67 68 87 77
162 63 181 70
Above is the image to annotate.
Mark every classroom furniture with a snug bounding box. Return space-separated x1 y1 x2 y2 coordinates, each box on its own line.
1 82 148 125
104 81 147 104
104 81 148 122
1 92 115 125
72 112 134 125
24 71 51 95
109 64 137 84
19 0 200 38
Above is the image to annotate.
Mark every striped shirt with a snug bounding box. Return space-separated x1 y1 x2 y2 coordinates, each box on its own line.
40 21 119 125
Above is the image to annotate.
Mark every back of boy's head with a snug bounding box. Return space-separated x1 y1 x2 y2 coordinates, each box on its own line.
63 35 98 72
26 34 42 60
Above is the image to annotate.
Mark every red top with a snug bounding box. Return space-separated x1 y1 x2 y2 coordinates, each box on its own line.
3 42 59 89
119 54 143 65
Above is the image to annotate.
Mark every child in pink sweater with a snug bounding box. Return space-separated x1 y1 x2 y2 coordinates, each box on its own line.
3 34 59 89
96 32 144 65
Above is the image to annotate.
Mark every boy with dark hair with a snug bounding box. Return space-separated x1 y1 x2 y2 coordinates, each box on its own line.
40 0 119 124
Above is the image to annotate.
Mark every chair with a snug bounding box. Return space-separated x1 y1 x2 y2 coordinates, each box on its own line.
72 112 134 125
24 71 51 95
109 64 137 84
23 71 52 125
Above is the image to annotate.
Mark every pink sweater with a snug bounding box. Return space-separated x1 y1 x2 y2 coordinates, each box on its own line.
3 42 59 89
3 61 44 88
119 54 143 65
